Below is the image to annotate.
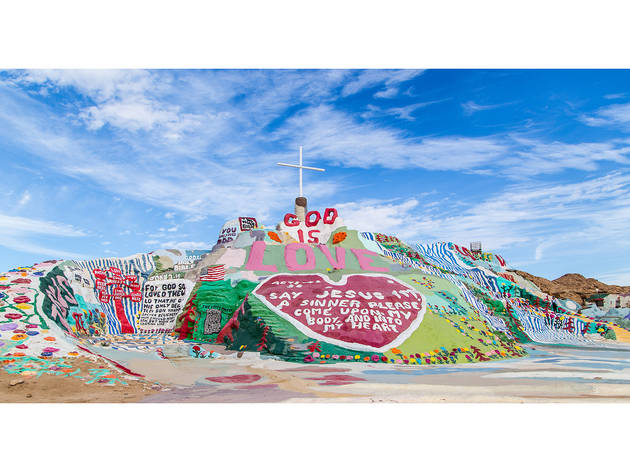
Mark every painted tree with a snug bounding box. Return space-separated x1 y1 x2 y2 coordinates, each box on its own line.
175 294 197 340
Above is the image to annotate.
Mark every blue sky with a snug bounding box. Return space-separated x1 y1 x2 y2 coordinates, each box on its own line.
0 69 629 284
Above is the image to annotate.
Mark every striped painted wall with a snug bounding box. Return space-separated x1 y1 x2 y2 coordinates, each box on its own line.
73 254 155 335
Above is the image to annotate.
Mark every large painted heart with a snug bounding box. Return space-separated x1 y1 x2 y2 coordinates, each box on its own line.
252 273 426 352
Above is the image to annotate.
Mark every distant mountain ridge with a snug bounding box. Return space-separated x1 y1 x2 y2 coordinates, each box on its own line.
512 270 630 306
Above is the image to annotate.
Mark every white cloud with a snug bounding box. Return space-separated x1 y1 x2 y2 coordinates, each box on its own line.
0 236 88 259
597 268 630 286
461 100 510 116
277 105 630 177
336 171 630 263
0 212 87 259
362 99 447 121
604 93 626 100
11 69 202 141
17 190 31 206
0 213 86 237
341 70 424 98
581 102 630 129
164 212 175 219
278 104 508 171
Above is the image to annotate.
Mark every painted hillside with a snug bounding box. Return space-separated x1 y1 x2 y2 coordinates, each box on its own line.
2 206 629 373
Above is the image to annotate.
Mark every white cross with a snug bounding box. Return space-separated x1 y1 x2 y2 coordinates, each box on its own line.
277 146 325 197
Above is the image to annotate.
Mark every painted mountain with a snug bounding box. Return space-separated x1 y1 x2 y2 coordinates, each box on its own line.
2 208 628 368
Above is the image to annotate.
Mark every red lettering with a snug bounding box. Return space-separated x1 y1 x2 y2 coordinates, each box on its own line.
283 213 299 227
307 229 320 243
297 229 305 243
305 210 321 227
323 207 338 225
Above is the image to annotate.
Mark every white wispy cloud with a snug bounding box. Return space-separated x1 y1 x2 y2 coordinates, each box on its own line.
581 102 630 129
0 213 86 237
0 213 87 259
341 70 424 98
362 99 447 121
12 69 202 141
277 104 509 170
277 104 630 176
17 190 31 207
461 100 514 116
336 171 630 265
597 268 630 286
604 93 626 100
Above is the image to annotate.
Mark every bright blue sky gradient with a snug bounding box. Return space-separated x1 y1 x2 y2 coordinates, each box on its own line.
1 70 629 283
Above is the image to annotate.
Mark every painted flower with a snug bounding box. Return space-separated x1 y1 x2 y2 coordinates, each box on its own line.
371 354 380 362
13 296 30 304
332 232 347 245
331 354 339 360
312 352 320 358
391 348 402 355
381 356 388 362
303 355 314 363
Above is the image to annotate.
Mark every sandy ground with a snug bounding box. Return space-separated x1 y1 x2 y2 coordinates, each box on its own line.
0 357 161 403
3 343 630 402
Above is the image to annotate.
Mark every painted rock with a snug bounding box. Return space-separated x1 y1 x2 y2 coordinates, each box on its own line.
11 278 31 284
0 323 18 331
42 347 60 353
44 336 56 341
26 331 39 336
11 334 27 341
253 273 426 352
41 352 52 357
4 313 22 320
13 329 26 334
26 324 39 328
13 296 31 304
15 344 28 349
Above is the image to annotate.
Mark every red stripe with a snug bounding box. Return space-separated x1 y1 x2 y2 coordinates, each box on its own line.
77 345 145 377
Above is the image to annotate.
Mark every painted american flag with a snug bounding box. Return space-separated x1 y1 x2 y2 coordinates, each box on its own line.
199 264 225 281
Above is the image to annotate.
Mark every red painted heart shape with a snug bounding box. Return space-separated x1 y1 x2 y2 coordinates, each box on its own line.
253 273 426 352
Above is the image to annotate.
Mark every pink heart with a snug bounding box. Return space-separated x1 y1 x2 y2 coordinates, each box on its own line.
253 273 426 352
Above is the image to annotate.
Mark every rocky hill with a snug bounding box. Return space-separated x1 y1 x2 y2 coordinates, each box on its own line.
512 271 630 306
